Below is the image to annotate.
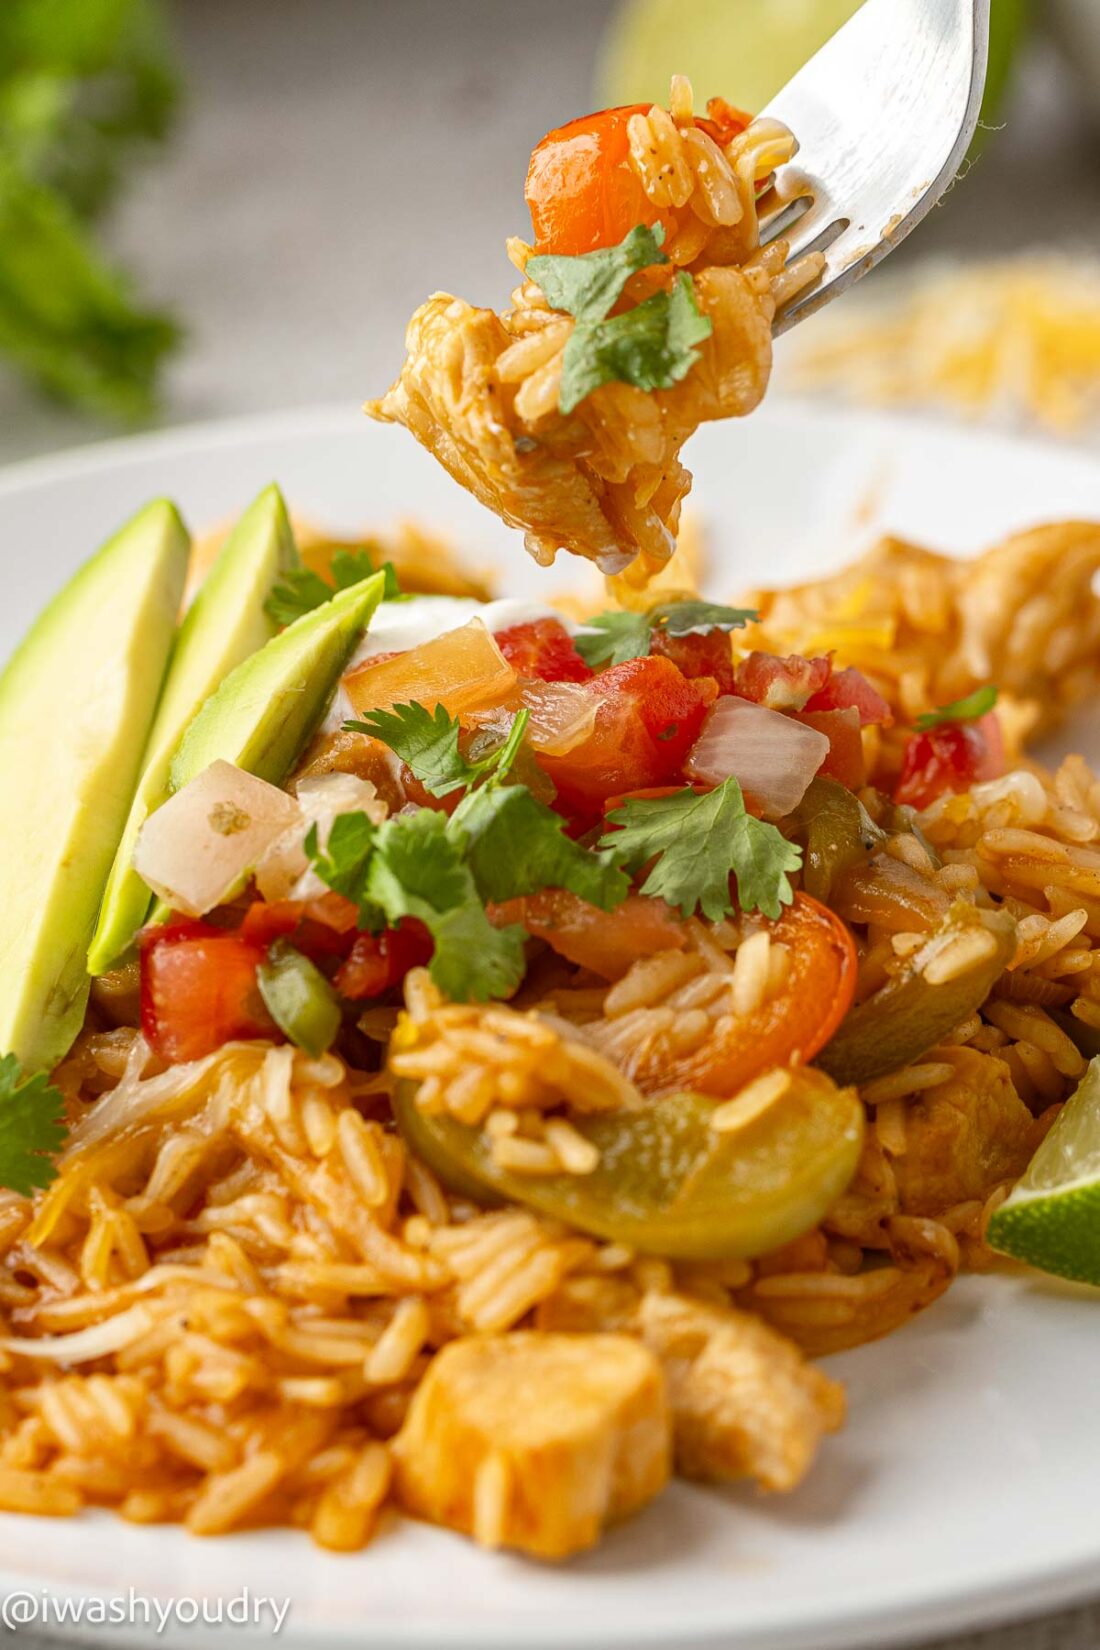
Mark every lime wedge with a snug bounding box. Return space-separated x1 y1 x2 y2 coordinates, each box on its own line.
987 1056 1100 1285
598 0 1027 139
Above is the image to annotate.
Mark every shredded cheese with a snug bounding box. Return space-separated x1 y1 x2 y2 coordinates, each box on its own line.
791 255 1100 434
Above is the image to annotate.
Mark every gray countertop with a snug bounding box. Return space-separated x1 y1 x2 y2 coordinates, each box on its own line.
5 4 1100 1647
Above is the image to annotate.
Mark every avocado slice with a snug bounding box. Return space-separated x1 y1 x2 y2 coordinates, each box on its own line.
88 484 298 974
169 569 386 791
142 570 385 927
0 500 189 1069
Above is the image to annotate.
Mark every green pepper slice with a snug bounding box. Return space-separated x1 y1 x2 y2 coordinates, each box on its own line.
786 777 886 903
817 899 1016 1087
257 939 342 1058
392 1067 864 1260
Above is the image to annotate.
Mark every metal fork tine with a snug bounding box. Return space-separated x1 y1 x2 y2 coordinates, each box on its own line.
761 0 990 334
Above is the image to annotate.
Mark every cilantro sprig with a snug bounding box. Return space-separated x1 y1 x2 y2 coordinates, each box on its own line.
914 685 998 731
311 696 801 999
449 785 629 913
309 698 627 999
365 811 527 1002
306 807 525 1002
347 703 528 798
600 778 802 922
0 1056 68 1195
576 599 757 670
526 223 713 414
527 224 664 324
266 548 401 628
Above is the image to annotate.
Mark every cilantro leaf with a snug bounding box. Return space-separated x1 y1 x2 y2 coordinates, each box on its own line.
601 778 802 921
914 685 998 731
574 609 652 669
265 548 400 627
0 1056 68 1195
653 600 758 637
526 223 667 324
449 785 630 911
305 811 379 925
346 703 529 798
367 811 526 1001
575 598 756 670
265 567 334 627
559 273 712 415
348 702 473 797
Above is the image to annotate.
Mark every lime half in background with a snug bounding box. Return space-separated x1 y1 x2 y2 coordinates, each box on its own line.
988 1057 1100 1287
598 0 1028 146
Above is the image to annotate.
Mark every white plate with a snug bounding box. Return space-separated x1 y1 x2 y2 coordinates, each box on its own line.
2 401 1100 1650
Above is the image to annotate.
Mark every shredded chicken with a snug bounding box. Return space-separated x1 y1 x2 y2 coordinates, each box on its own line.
391 1332 670 1558
888 1047 1044 1216
367 81 822 578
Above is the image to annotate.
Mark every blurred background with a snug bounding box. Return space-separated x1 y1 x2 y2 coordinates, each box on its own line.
1 0 1099 467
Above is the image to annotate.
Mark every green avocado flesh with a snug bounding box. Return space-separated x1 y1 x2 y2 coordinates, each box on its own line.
89 484 298 974
169 569 386 791
0 500 189 1070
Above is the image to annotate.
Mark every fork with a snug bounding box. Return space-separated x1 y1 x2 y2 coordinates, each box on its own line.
760 0 990 334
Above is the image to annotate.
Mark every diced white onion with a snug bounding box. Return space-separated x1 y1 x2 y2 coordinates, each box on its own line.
685 697 829 818
520 680 599 756
133 760 299 917
256 772 387 903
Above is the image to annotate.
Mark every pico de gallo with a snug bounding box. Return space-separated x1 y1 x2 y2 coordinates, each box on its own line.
134 593 1005 1091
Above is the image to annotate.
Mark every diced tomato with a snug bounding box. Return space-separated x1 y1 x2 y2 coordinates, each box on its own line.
139 916 219 949
494 618 593 684
526 100 757 257
241 894 359 960
735 652 831 711
793 708 866 790
335 921 433 1001
894 712 1005 811
650 627 735 694
490 889 686 980
526 104 661 256
140 926 275 1064
537 654 716 813
626 894 858 1097
804 665 893 728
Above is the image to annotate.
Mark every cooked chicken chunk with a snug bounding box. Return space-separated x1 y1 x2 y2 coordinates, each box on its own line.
636 1291 845 1491
392 1333 670 1559
888 1047 1043 1217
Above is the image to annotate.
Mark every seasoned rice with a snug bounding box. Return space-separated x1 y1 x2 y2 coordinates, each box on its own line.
2 513 1100 1556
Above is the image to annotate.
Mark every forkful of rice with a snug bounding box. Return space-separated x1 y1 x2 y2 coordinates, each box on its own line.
367 0 990 581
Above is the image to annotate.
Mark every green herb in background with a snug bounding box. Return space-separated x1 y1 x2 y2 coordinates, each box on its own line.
0 0 182 420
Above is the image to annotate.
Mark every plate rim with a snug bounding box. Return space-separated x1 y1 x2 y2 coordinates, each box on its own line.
2 393 1099 506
